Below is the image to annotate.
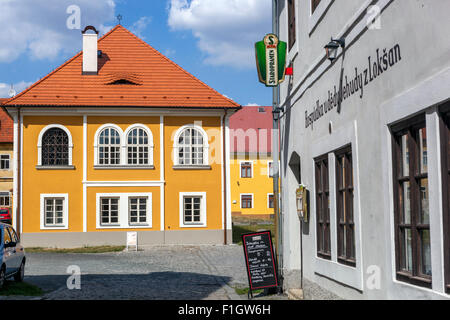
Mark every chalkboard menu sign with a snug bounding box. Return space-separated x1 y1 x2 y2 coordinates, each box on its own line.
242 231 278 295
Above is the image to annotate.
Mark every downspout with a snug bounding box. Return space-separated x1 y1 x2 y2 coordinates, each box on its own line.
272 0 283 292
222 109 228 244
17 107 21 239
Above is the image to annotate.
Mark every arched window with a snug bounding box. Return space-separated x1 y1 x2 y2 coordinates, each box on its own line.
126 127 152 165
42 128 69 166
98 127 121 165
38 125 73 167
175 126 208 165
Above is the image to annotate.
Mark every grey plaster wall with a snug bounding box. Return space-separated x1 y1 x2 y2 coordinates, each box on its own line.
278 0 450 299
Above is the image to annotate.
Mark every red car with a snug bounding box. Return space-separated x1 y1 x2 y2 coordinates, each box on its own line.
0 208 11 225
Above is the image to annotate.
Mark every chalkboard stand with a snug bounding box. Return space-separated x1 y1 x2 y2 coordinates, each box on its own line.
242 230 279 300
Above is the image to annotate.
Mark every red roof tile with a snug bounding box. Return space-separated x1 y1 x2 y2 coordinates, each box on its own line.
0 100 13 143
4 25 240 109
230 106 273 153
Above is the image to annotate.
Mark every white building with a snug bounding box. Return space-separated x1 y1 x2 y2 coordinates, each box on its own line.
277 0 450 299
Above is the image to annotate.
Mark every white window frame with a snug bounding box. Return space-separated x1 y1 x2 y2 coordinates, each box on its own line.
94 124 124 166
0 192 11 207
124 124 154 166
128 196 149 226
40 193 69 230
173 124 209 167
0 154 10 170
310 122 363 291
240 193 254 209
179 192 207 228
308 0 334 35
96 193 152 229
37 124 74 166
239 160 253 178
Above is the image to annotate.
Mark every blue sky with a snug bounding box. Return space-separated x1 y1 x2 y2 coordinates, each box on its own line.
0 0 272 106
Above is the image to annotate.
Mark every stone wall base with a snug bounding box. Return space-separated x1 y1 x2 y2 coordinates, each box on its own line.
21 229 233 248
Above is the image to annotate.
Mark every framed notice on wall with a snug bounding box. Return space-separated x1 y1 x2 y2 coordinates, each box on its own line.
242 231 278 298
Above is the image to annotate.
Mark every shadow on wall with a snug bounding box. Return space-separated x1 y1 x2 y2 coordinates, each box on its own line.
23 271 233 300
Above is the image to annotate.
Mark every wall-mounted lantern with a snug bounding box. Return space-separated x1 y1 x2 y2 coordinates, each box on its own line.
324 37 345 62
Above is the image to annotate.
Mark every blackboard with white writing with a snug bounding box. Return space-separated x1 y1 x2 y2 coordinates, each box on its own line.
242 231 278 291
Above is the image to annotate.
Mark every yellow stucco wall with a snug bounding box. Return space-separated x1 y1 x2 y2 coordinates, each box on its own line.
230 155 275 216
164 116 223 231
20 114 224 234
22 116 83 233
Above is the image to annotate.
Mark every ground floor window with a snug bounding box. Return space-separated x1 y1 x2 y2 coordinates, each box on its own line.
315 154 331 259
0 192 10 206
179 192 207 227
40 193 68 229
44 198 64 226
100 197 120 226
241 194 253 209
96 193 152 229
335 145 356 266
129 197 148 225
392 114 431 288
183 196 201 224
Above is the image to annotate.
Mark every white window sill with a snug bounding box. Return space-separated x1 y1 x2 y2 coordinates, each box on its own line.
94 165 155 170
173 165 211 170
129 223 150 227
180 223 207 228
36 165 75 170
99 224 121 228
40 226 68 230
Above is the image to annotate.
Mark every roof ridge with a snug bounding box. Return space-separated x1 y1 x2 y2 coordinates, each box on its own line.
4 24 241 108
116 26 240 107
4 25 121 106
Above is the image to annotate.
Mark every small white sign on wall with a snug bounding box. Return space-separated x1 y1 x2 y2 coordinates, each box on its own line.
126 231 138 251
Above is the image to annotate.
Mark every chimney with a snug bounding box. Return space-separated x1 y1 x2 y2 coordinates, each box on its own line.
82 26 99 74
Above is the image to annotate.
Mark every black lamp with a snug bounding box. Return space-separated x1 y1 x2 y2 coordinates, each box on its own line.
324 37 345 62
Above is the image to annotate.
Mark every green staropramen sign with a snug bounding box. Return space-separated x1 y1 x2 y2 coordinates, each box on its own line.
255 34 287 87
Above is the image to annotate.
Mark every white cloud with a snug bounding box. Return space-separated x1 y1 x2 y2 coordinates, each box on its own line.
245 103 260 106
0 0 116 63
130 16 152 39
168 0 271 69
0 81 34 98
164 48 176 58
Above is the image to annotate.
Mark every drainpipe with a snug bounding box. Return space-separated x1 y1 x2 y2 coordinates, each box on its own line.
272 0 283 292
16 107 21 239
222 109 228 244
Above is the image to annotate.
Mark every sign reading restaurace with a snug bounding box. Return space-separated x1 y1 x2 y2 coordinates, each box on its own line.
255 34 287 87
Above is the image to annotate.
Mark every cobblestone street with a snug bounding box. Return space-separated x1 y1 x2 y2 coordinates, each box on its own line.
0 244 341 300
8 245 251 300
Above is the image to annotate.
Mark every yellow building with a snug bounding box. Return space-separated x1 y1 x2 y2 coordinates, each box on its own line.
229 106 276 218
3 25 240 247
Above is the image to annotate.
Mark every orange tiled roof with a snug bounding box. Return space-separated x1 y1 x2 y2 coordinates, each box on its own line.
0 99 13 143
4 25 240 109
